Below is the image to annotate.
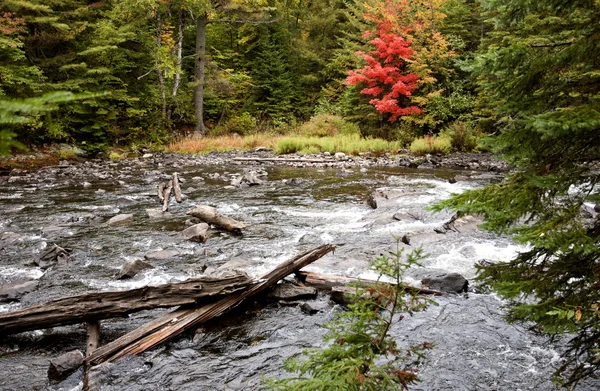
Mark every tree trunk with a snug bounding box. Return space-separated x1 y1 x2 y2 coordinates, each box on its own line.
156 12 167 121
167 7 185 122
194 13 207 135
0 274 251 335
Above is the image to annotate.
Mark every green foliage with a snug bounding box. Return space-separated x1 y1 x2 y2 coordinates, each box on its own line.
432 0 600 386
275 134 400 156
265 245 432 391
409 135 452 156
298 114 359 138
439 121 479 152
211 112 257 136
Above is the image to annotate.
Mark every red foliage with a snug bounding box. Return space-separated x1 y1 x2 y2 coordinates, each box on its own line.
345 14 422 122
0 12 25 35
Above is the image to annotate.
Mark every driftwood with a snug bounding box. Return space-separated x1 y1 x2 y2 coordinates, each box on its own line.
157 172 183 212
295 271 445 296
86 321 101 357
0 274 251 335
87 244 335 365
187 205 246 231
232 157 331 164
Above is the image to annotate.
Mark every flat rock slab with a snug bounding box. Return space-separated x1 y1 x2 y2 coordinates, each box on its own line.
181 223 210 243
144 249 180 261
118 259 154 279
107 214 134 226
0 280 39 302
267 284 317 301
422 273 469 293
146 208 173 219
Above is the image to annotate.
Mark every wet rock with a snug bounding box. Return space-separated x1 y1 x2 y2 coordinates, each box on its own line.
142 153 153 158
185 217 202 226
36 244 71 269
0 279 39 302
323 151 331 157
1 231 25 244
331 286 357 305
392 211 421 221
231 171 264 187
300 302 319 315
334 152 347 160
448 177 457 184
146 208 172 219
282 178 304 186
144 249 180 261
47 350 84 382
118 259 154 279
367 189 405 209
267 284 317 301
422 273 468 293
82 181 92 188
107 213 134 226
182 223 210 243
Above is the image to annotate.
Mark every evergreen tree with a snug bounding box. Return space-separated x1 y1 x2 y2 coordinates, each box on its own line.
433 0 600 386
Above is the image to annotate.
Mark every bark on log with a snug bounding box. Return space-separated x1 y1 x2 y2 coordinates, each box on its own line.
157 183 165 202
294 271 445 296
172 172 182 203
0 274 251 335
187 205 246 231
87 244 335 365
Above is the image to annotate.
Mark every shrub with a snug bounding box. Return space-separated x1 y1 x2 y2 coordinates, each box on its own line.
211 113 256 136
299 114 359 138
265 243 433 390
275 138 303 154
410 135 452 156
440 121 479 152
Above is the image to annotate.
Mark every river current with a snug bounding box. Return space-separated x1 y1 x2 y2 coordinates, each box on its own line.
0 155 597 390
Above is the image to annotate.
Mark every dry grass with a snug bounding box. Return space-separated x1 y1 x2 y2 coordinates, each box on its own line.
168 133 280 154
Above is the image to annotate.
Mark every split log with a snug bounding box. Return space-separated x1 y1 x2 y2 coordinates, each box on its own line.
0 274 251 335
172 172 182 203
162 179 173 212
187 205 246 231
87 244 335 365
232 157 331 163
295 271 445 296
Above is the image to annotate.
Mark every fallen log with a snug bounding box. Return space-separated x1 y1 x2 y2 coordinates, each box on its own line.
187 205 246 231
172 172 182 203
0 274 251 335
294 271 445 296
162 179 173 212
87 244 335 365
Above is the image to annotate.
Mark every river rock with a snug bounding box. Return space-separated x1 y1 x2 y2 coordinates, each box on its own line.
367 189 405 209
36 244 71 269
267 284 317 301
231 171 264 187
48 350 84 382
334 152 347 160
118 259 154 279
182 223 210 243
145 249 180 261
422 273 468 293
107 214 134 226
0 279 39 302
146 208 172 219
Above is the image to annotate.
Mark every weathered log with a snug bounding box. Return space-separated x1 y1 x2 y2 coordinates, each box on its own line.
187 205 246 231
0 274 251 335
172 172 182 203
157 182 165 202
86 321 101 357
162 179 173 212
87 244 335 365
295 271 445 296
232 157 331 163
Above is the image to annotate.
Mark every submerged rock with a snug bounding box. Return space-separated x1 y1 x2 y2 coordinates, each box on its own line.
107 214 134 226
144 249 180 261
0 279 39 302
182 223 210 243
118 259 154 279
48 350 84 382
267 284 317 301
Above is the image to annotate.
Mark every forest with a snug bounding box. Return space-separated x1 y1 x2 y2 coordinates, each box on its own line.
1 0 600 389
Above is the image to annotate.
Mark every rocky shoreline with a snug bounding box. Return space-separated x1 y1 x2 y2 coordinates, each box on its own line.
1 148 508 182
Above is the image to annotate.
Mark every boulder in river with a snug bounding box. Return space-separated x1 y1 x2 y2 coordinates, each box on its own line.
118 259 154 279
146 208 172 219
107 214 134 226
145 249 180 261
0 279 39 302
47 350 84 382
36 244 71 269
182 223 210 243
421 272 468 293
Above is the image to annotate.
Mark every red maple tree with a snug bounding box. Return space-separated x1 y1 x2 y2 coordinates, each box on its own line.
345 11 422 122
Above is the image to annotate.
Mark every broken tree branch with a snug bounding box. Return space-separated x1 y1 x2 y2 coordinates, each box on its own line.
187 205 246 231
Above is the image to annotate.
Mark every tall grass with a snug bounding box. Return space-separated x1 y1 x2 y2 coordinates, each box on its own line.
168 134 279 154
409 135 452 156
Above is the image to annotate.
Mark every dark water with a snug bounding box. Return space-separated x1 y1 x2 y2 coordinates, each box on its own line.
0 158 596 390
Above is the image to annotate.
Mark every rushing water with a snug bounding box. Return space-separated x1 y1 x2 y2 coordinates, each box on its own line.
0 157 597 391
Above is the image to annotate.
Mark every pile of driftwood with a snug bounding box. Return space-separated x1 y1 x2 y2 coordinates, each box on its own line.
0 244 443 383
